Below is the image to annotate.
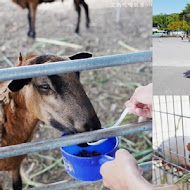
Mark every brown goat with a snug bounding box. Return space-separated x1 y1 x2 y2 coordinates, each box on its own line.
0 52 101 190
12 0 90 38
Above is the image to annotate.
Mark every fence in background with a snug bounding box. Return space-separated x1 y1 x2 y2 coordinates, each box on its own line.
153 96 190 189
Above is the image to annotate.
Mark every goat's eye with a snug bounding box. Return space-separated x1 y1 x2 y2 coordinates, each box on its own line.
40 85 50 89
38 84 51 92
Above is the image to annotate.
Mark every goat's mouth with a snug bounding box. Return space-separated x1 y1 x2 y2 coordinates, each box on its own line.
50 119 78 135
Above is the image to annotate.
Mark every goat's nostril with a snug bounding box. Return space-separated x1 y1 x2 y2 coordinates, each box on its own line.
83 116 101 132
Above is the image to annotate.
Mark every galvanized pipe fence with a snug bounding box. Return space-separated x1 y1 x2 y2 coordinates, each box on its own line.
0 121 152 159
0 51 152 81
0 51 152 189
30 161 152 190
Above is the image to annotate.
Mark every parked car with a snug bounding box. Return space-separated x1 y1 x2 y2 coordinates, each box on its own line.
152 32 165 37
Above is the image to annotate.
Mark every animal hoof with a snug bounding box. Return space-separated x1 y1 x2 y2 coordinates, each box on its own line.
86 23 90 28
86 18 90 28
27 31 36 39
75 27 79 33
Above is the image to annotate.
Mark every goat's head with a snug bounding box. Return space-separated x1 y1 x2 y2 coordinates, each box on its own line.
7 53 101 134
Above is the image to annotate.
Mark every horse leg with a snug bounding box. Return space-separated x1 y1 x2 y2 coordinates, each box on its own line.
74 1 81 33
11 167 22 190
27 2 37 38
80 0 90 28
26 3 32 37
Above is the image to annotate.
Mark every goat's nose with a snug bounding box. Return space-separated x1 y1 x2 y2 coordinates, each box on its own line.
84 115 101 131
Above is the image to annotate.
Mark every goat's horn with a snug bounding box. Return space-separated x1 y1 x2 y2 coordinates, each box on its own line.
19 52 22 61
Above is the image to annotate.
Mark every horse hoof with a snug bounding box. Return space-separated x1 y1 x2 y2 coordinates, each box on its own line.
27 31 36 39
86 23 90 28
75 28 79 34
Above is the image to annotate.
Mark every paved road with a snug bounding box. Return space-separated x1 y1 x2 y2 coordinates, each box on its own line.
153 37 190 67
154 66 190 95
153 38 190 94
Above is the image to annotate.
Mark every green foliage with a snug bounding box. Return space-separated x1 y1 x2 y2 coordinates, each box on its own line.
153 3 190 31
175 172 190 184
180 4 190 23
182 3 190 14
168 14 180 23
182 20 190 31
169 20 190 31
153 14 169 30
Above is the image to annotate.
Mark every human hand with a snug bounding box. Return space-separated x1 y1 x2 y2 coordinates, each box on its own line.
100 149 151 190
125 83 152 118
100 149 180 190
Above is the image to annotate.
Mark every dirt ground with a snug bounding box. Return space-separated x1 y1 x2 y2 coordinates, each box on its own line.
0 0 152 189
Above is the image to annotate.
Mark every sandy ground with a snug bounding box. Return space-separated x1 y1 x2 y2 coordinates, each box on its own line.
0 0 152 189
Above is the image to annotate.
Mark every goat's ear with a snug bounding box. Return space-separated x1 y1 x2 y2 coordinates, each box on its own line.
17 52 23 66
69 52 92 60
69 52 92 79
8 78 32 92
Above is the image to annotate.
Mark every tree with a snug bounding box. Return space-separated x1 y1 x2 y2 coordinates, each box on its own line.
153 3 190 31
182 3 190 14
153 14 169 30
182 20 190 31
168 14 180 23
169 21 181 31
180 3 190 23
169 20 190 31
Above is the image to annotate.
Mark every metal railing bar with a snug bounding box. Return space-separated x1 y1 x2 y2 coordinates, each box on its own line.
29 162 152 190
153 110 190 119
0 51 152 81
153 155 190 173
154 147 190 159
29 180 100 190
153 162 190 184
0 121 152 159
139 161 152 172
153 163 190 185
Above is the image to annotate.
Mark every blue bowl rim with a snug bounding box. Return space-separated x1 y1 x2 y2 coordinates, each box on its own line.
60 136 119 160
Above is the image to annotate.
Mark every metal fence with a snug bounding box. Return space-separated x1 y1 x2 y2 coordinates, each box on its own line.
0 51 152 189
153 96 190 190
0 51 152 81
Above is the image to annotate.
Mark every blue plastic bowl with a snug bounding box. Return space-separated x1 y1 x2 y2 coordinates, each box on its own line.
60 135 119 181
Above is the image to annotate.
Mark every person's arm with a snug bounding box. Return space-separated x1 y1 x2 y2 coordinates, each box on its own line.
125 83 152 118
100 149 181 190
100 149 152 190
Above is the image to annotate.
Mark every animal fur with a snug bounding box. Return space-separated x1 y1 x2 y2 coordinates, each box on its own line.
12 0 90 38
0 52 101 190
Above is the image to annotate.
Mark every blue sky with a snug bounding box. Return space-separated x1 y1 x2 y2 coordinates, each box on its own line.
153 0 190 15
